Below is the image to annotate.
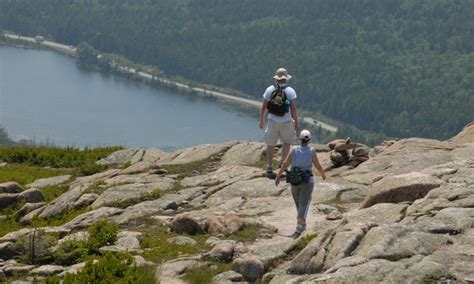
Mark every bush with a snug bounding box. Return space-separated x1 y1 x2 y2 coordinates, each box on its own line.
87 220 118 254
0 146 121 169
53 240 89 266
47 252 155 283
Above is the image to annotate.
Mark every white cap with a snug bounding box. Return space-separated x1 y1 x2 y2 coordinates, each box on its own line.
299 129 312 140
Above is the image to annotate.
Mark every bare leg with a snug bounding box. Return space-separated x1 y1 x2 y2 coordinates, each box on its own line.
266 145 274 168
281 143 291 165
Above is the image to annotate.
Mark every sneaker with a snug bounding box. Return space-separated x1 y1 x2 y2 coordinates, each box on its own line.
291 232 301 239
295 224 306 234
265 166 276 179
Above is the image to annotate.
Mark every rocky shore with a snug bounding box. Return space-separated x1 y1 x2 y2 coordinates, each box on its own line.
1 123 473 283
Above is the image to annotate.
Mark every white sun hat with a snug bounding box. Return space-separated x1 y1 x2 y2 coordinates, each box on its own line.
299 129 312 140
273 67 292 80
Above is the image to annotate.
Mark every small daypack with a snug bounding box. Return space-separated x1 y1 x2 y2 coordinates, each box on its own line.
267 85 289 116
286 167 312 185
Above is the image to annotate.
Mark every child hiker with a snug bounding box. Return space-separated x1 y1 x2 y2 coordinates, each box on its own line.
275 129 326 238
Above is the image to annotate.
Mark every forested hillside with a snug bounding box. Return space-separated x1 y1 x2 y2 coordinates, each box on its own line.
0 0 472 140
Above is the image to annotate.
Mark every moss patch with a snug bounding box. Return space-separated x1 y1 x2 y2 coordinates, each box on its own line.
227 224 263 243
295 233 317 250
182 261 232 284
161 150 227 180
139 224 210 263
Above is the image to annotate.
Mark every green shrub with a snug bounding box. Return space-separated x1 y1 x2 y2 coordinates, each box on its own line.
47 252 155 284
87 220 118 254
53 240 89 266
0 146 121 169
79 163 108 176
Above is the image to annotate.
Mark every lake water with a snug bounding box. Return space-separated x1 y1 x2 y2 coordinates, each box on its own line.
0 45 263 150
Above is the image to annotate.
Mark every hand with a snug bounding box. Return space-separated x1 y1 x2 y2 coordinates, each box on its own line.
321 173 327 180
294 121 300 133
275 175 281 187
259 120 266 129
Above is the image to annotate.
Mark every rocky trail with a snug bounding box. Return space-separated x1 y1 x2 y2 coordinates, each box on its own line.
1 124 474 283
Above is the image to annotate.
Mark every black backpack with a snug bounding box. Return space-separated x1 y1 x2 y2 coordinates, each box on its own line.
267 85 289 116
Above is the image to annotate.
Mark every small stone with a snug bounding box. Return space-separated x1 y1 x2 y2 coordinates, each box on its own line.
326 212 343 220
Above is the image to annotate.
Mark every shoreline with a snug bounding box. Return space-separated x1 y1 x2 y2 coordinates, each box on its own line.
2 32 338 132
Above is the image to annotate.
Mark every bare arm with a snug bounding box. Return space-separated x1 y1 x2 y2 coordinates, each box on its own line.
290 99 300 132
275 150 293 186
259 100 269 129
312 150 326 180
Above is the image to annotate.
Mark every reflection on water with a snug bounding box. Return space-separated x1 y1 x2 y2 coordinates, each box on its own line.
0 45 262 149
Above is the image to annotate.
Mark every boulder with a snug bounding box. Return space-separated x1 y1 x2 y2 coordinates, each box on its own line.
449 122 474 144
91 178 175 209
20 206 45 225
171 213 208 235
142 147 168 163
0 182 23 193
162 143 235 165
62 207 124 230
14 202 46 219
26 175 71 189
352 146 370 157
0 194 19 209
100 234 141 253
167 236 197 246
360 172 443 208
232 256 265 282
206 241 235 262
104 173 167 186
353 224 449 260
120 161 161 175
30 265 64 276
73 193 99 209
39 183 90 219
3 264 36 276
205 178 278 207
181 165 261 188
0 242 14 260
220 142 266 167
111 187 205 225
133 255 155 267
208 213 244 235
156 259 202 284
58 262 87 276
97 149 141 167
213 270 244 283
18 188 45 203
344 203 409 226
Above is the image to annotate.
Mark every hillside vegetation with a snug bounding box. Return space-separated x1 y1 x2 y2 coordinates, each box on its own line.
0 0 472 140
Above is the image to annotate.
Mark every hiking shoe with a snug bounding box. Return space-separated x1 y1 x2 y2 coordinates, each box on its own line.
265 166 276 179
291 232 301 239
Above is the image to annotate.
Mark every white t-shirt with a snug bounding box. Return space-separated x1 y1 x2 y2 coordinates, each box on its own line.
263 84 297 123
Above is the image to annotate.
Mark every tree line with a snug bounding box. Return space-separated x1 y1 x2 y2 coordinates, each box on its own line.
0 0 472 141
